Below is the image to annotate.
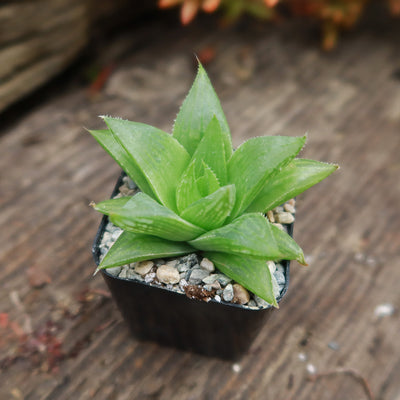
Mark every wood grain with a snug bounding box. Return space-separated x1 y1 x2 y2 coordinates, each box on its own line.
0 16 399 400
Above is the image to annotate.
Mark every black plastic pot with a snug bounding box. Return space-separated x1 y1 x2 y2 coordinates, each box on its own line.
92 173 292 360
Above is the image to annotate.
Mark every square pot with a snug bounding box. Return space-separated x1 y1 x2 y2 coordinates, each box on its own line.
92 173 292 360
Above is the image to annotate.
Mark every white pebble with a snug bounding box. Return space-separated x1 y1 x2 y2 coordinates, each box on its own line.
284 203 296 214
232 363 241 373
374 303 395 317
298 352 307 362
200 258 215 272
156 265 180 284
306 363 317 375
267 261 276 274
134 260 154 276
275 212 295 224
214 295 221 302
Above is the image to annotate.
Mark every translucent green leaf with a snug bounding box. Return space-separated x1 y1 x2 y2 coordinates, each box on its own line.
94 192 205 241
180 185 236 230
246 159 339 213
190 213 282 259
227 135 306 220
176 160 202 213
90 197 130 214
270 223 306 265
196 163 220 197
88 129 155 198
173 63 232 162
99 231 194 269
191 116 227 185
204 252 277 307
103 117 190 212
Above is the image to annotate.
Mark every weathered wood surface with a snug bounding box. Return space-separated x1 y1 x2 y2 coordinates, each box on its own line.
0 0 156 112
1 15 400 400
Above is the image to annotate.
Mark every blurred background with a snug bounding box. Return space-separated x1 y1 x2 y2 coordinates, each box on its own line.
1 1 399 399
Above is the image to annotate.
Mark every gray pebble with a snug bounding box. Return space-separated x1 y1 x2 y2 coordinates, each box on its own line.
189 268 210 284
254 295 270 308
216 274 232 287
223 284 234 302
177 262 190 272
106 266 121 276
200 258 215 272
144 272 156 283
202 274 219 284
274 270 286 286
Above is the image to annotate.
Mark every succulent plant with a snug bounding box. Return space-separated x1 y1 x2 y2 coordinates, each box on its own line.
89 63 337 306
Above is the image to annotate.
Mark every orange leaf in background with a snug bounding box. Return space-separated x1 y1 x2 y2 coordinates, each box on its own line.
389 0 400 14
202 0 221 13
158 0 182 8
0 313 9 329
181 0 200 24
264 0 279 7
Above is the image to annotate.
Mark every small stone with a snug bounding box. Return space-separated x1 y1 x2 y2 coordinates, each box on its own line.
202 274 219 284
203 284 214 292
284 203 296 214
267 261 276 274
298 352 307 362
214 294 221 302
106 266 121 276
111 229 122 241
179 279 188 291
267 210 275 223
273 223 285 231
118 267 129 279
200 258 215 272
306 363 317 375
189 268 210 284
233 284 250 305
374 303 395 317
177 262 190 272
254 295 270 308
288 198 296 206
276 263 285 274
216 274 232 287
248 300 257 308
274 270 285 286
166 260 178 268
135 260 154 276
232 363 241 373
126 270 142 280
328 341 340 351
180 253 199 267
223 284 234 302
156 265 180 284
144 272 156 283
274 206 284 213
271 274 280 298
275 212 295 224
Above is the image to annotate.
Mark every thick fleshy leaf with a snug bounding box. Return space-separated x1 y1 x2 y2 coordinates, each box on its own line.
90 197 130 214
270 223 306 265
204 252 277 307
88 129 155 198
227 135 306 220
103 117 190 212
196 163 220 197
191 116 227 184
180 185 236 230
94 192 205 241
173 63 232 162
176 160 202 213
246 159 339 213
99 231 194 269
190 213 291 260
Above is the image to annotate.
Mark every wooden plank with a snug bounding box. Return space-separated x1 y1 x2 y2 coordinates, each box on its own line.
0 15 399 400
